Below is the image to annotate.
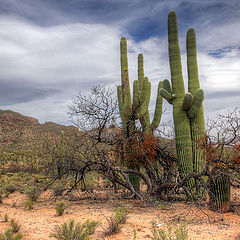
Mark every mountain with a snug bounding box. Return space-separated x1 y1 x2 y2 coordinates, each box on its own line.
0 110 79 150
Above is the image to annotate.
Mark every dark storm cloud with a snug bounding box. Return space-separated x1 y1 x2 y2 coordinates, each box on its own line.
0 80 60 105
1 0 239 41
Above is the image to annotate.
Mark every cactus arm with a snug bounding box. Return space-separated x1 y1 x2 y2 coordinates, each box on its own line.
186 27 206 195
163 79 173 94
187 89 204 118
168 11 185 96
120 37 132 115
151 81 163 130
138 53 144 92
133 80 140 108
136 78 151 119
159 88 175 104
182 93 193 110
139 77 149 104
187 28 200 92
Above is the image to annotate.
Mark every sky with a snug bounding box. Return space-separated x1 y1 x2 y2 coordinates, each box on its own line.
0 0 239 126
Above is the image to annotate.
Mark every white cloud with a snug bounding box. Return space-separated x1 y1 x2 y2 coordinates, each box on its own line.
0 12 239 126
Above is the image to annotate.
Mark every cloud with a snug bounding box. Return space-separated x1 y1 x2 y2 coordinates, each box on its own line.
0 0 239 126
0 16 122 123
0 79 60 105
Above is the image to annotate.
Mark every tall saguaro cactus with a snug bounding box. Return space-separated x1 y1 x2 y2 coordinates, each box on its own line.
117 37 163 189
160 11 206 195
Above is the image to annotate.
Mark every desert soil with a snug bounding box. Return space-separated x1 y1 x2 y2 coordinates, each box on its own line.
0 190 240 240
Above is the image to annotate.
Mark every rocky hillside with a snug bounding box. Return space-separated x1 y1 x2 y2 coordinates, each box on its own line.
0 110 79 150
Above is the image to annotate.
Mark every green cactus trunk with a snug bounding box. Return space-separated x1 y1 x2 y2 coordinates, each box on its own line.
209 167 231 213
186 28 207 195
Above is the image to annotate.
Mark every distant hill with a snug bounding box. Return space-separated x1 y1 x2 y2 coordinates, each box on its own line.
0 110 80 150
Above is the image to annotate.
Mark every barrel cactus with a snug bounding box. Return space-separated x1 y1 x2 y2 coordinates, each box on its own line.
209 167 231 213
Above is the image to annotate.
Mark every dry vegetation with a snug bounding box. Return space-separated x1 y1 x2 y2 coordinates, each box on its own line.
0 87 240 239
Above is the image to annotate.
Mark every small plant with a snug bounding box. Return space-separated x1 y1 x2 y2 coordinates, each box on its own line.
50 219 98 239
55 201 67 216
4 184 16 194
114 205 128 224
25 185 39 202
52 181 66 196
150 220 188 240
10 219 21 233
3 213 9 222
12 201 17 208
104 216 121 236
132 229 137 240
103 206 129 236
24 200 34 210
0 229 23 240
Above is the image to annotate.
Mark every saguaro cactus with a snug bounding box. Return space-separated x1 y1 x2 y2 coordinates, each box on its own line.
160 11 206 194
117 37 163 189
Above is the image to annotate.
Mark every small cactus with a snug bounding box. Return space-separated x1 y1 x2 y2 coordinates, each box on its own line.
209 167 230 213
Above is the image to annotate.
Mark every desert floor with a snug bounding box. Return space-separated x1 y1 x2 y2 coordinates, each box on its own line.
0 189 240 240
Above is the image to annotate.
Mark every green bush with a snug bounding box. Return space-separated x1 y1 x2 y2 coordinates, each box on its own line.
52 181 66 196
24 200 34 210
150 220 188 240
79 173 98 192
114 205 128 224
10 219 21 233
103 205 129 236
50 219 98 240
0 229 23 240
55 202 67 216
104 216 121 236
25 185 39 202
4 184 16 194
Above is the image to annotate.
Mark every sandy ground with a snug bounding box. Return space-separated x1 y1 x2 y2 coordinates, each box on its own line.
0 190 240 240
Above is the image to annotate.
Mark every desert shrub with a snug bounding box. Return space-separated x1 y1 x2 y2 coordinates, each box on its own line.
103 205 129 236
52 181 66 196
114 205 128 224
50 219 98 239
0 229 23 240
150 220 188 240
3 213 8 222
11 201 17 207
55 202 67 216
104 216 121 236
4 183 16 194
79 172 99 192
24 185 39 202
132 229 137 240
24 200 34 210
10 219 21 233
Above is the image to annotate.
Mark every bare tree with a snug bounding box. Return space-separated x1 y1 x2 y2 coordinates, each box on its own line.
68 85 118 142
50 85 240 208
